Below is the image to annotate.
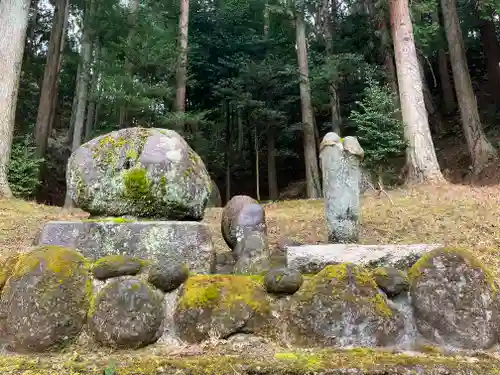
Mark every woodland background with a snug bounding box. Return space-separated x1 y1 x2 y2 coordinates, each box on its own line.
1 0 499 207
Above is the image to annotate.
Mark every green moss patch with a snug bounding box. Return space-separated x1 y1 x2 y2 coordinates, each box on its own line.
177 274 268 314
408 246 497 293
0 347 498 374
13 245 89 279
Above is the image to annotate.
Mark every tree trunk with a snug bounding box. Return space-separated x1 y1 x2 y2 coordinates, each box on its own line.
119 0 140 128
479 18 500 105
441 0 496 172
418 56 443 134
267 127 278 200
389 0 444 184
431 9 456 113
34 0 70 160
63 0 94 209
254 127 260 201
295 10 321 198
67 60 82 145
85 41 101 141
437 49 456 113
225 101 232 203
0 0 31 198
174 0 189 114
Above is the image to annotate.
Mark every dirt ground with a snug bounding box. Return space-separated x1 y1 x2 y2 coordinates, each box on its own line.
1 183 499 276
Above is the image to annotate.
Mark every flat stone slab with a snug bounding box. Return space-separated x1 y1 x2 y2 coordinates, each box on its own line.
286 243 443 274
36 220 215 274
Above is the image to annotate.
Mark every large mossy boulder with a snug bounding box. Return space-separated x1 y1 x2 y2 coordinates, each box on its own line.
286 264 404 347
173 275 272 342
409 247 499 349
67 127 212 220
89 278 165 348
0 246 91 352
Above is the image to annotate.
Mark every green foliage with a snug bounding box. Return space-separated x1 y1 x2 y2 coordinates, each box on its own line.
7 135 44 199
349 79 407 179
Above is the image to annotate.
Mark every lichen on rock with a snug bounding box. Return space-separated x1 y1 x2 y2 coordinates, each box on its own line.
173 274 273 342
286 263 404 347
408 247 499 349
88 277 165 348
0 246 91 352
66 127 211 220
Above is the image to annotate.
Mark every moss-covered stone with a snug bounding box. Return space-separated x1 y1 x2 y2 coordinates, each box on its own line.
0 347 498 374
66 127 211 220
408 246 499 350
174 274 272 342
0 246 91 352
0 254 21 290
92 255 147 280
286 263 404 347
372 267 409 298
89 278 165 349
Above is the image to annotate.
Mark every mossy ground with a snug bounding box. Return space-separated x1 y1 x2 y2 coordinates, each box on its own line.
0 346 499 374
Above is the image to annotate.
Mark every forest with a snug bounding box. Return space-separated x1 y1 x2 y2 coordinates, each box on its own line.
0 0 499 207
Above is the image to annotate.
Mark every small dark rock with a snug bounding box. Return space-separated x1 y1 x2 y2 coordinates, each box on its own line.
264 268 303 295
92 255 144 280
148 263 190 293
372 267 409 298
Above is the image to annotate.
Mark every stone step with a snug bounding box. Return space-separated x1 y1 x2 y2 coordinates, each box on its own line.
286 243 443 273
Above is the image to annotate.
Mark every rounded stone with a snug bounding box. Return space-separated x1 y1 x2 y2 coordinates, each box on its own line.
409 247 499 350
0 246 90 352
264 267 303 295
148 263 189 293
66 127 212 220
221 195 258 249
89 278 165 348
287 264 404 347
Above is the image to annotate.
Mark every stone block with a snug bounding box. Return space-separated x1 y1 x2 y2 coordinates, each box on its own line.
36 220 215 274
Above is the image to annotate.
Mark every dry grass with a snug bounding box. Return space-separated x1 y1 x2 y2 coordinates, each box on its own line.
1 184 500 276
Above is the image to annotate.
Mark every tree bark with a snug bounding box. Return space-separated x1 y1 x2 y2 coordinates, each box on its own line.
441 0 496 172
431 9 456 113
64 0 94 209
85 41 101 141
0 0 31 198
389 0 444 184
175 0 190 113
479 18 500 105
418 56 443 134
295 10 321 198
267 127 278 200
119 0 140 128
34 0 70 159
437 49 456 113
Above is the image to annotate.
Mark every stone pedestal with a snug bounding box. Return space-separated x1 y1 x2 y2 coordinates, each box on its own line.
36 220 215 274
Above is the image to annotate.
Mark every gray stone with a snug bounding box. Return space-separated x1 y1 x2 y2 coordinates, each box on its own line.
276 237 303 252
409 248 499 350
36 220 215 274
66 127 211 220
221 195 264 250
233 231 270 275
148 262 189 293
286 243 443 274
89 278 165 348
286 264 404 347
0 246 90 352
264 268 303 295
319 132 364 243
